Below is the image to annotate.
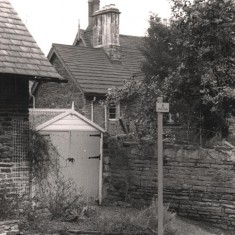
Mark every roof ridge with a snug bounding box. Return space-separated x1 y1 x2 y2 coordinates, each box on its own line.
120 34 144 38
29 108 69 112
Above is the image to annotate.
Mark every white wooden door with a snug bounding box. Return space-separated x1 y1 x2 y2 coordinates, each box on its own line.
48 131 100 199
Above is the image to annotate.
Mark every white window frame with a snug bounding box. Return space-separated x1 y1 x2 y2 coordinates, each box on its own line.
108 103 120 121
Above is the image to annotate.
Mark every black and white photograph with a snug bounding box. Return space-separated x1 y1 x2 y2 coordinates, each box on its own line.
0 0 234 234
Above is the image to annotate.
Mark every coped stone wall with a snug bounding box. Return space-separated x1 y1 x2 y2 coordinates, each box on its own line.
103 137 235 230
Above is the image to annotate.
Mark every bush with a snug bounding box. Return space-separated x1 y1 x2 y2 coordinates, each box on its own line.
37 171 84 220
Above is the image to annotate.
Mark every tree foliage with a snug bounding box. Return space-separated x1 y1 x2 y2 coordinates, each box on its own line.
107 0 235 140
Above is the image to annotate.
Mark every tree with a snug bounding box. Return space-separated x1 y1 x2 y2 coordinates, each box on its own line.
166 0 235 139
107 0 235 141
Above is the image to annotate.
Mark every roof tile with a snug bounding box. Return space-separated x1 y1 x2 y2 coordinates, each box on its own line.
52 43 144 94
0 0 64 81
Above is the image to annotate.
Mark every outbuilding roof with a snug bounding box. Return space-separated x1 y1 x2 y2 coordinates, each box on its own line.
0 0 64 81
29 108 105 133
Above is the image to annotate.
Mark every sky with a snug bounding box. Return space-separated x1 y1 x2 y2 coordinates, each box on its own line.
9 0 171 56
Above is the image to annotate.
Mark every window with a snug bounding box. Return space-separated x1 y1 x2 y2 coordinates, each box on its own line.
108 103 120 120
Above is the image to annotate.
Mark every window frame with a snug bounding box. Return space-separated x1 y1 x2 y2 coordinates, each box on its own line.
108 102 120 121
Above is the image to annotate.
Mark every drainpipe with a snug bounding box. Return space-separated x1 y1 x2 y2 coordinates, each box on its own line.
91 97 96 122
104 105 107 131
105 88 112 131
30 93 36 109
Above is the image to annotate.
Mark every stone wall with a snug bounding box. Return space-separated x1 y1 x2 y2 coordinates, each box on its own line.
103 137 235 230
0 76 30 195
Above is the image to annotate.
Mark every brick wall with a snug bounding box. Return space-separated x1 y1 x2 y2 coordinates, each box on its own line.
93 99 105 129
103 136 235 230
34 54 137 135
0 76 30 195
35 55 86 114
107 100 138 135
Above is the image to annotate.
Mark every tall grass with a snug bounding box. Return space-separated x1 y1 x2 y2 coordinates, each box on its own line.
93 199 178 234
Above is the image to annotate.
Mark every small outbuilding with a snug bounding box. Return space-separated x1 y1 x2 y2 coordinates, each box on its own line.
0 0 64 195
30 107 105 203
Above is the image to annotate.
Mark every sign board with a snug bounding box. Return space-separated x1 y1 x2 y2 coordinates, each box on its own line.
156 102 169 113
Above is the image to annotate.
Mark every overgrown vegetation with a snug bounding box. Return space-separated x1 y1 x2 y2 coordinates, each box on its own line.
93 200 177 235
106 0 235 141
28 129 59 183
37 171 84 220
28 129 85 220
0 184 25 220
21 199 178 235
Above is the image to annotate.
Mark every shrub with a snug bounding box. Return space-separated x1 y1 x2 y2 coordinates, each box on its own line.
37 171 84 220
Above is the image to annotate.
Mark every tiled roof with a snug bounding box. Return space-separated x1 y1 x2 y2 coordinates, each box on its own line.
29 108 67 129
75 30 144 50
121 46 144 74
51 43 143 94
29 108 106 133
57 26 145 94
119 34 144 49
0 0 64 81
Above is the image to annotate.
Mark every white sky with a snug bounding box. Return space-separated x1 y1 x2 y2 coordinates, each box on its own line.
9 0 171 55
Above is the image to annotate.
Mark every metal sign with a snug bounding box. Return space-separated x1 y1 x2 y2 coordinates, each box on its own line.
156 102 169 113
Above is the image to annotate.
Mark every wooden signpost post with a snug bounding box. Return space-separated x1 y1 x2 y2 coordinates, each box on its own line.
156 97 169 235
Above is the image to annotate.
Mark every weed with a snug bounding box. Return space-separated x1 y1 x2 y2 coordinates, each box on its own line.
92 199 178 234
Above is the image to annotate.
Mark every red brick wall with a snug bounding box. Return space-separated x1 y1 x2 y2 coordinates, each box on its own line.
0 76 30 195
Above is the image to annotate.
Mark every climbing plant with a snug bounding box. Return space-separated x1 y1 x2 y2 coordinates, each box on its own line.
106 0 235 140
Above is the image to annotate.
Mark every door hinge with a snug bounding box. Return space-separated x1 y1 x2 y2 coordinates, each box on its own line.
90 134 101 137
89 155 100 160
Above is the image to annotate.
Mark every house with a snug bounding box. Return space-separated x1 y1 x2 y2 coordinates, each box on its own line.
0 0 64 195
29 106 105 202
33 0 145 135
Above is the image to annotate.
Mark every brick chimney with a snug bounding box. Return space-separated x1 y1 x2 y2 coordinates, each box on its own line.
92 4 121 61
88 0 100 30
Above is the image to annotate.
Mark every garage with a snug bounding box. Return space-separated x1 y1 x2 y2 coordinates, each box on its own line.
30 108 105 203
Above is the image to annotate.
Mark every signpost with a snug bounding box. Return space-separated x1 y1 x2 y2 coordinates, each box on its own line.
156 97 169 235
